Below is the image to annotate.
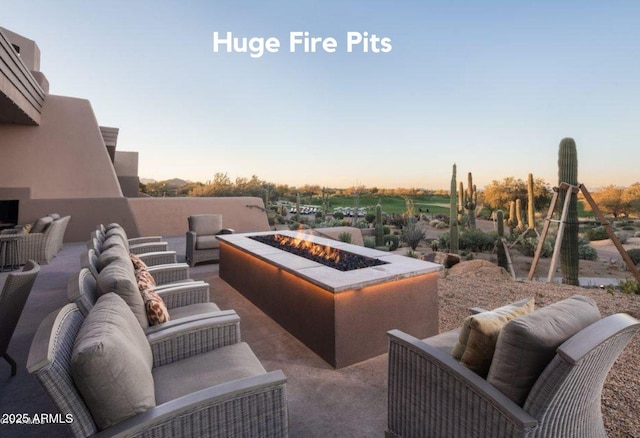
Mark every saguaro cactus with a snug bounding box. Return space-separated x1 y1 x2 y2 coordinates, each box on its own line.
375 202 384 247
526 173 536 233
508 200 516 228
295 192 301 223
464 172 477 229
496 209 508 270
457 181 465 225
558 138 579 285
515 198 524 231
450 164 459 254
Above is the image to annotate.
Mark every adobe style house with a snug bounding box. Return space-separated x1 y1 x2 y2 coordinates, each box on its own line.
0 26 268 241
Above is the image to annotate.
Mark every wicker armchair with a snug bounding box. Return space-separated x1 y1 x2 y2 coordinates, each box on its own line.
0 260 40 375
4 215 70 264
387 311 640 438
186 214 234 267
27 299 288 437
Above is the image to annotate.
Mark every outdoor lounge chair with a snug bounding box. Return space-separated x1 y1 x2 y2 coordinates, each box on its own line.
386 296 640 438
186 214 234 267
27 296 288 437
0 260 40 375
68 265 224 335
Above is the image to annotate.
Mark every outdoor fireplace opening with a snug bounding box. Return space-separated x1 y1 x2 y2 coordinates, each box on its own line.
249 233 389 272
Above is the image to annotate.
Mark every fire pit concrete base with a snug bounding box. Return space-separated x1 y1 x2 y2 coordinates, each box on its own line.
218 231 442 368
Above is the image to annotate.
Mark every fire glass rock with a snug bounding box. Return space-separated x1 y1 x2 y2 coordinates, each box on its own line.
250 234 388 272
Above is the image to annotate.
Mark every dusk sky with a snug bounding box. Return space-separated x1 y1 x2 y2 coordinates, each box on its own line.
3 1 639 189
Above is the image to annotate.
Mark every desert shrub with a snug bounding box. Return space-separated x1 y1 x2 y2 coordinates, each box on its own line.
384 235 400 251
365 213 376 224
578 235 591 245
401 221 425 250
383 226 391 235
363 236 375 248
333 212 344 220
621 225 636 231
435 221 448 230
267 215 276 226
626 248 640 265
353 219 369 229
584 226 609 241
578 245 598 260
315 211 324 219
434 214 450 224
429 219 443 228
518 236 554 258
389 214 407 229
405 249 418 258
615 231 630 244
430 240 439 251
438 232 450 251
635 231 640 238
338 232 352 243
619 279 640 295
459 229 496 252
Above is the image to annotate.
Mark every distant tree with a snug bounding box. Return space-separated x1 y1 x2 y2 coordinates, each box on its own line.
481 177 551 216
588 185 631 218
622 182 640 216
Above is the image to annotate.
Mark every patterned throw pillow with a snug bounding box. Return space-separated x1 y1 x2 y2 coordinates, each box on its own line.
140 289 170 325
135 268 156 292
130 253 148 271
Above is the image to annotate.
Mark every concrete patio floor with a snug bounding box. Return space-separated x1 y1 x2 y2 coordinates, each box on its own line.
0 236 388 437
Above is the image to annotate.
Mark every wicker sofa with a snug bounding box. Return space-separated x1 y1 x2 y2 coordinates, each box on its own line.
1 214 70 265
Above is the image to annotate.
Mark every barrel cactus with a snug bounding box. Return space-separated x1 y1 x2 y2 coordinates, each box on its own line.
558 138 579 285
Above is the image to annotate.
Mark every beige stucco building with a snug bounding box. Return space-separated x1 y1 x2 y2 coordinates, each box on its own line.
0 26 268 241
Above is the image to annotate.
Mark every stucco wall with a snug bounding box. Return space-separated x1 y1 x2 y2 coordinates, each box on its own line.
128 197 270 237
19 197 138 242
0 95 123 199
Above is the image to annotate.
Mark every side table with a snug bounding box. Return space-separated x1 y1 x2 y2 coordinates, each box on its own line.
0 234 24 272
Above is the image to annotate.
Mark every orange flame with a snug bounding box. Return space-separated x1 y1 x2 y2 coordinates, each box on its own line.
275 233 341 263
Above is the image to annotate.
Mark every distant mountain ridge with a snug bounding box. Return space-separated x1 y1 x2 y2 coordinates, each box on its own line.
140 178 191 187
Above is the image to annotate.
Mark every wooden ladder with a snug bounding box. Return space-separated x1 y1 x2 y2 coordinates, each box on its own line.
527 183 640 283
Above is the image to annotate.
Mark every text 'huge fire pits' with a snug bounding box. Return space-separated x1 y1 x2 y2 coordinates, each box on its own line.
249 234 389 271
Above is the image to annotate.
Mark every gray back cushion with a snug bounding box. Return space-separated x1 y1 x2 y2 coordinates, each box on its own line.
189 214 222 236
487 295 601 406
97 245 130 272
102 234 129 252
31 216 53 233
71 293 154 430
96 259 149 328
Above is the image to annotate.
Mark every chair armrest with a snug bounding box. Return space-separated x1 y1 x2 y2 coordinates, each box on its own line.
127 236 163 245
216 228 235 235
147 263 190 285
147 311 241 366
137 251 178 266
130 241 169 254
387 329 538 438
97 370 288 438
155 282 210 308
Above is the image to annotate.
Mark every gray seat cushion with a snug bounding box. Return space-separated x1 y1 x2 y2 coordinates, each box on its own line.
189 214 222 236
153 342 266 404
423 328 461 355
487 295 601 406
195 235 220 250
71 293 155 430
96 259 149 328
168 302 221 320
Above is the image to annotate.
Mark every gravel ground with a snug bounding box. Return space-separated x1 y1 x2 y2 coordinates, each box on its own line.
439 260 640 437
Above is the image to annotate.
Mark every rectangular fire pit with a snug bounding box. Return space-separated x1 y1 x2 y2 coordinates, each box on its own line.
217 231 442 368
